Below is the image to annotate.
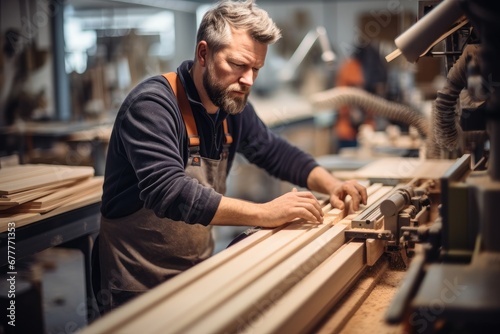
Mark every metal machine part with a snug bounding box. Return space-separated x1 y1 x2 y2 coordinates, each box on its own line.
393 0 467 63
384 0 500 331
351 196 386 230
387 154 500 330
347 180 434 268
379 186 415 244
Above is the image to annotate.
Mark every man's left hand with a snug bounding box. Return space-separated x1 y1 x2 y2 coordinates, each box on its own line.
329 179 367 212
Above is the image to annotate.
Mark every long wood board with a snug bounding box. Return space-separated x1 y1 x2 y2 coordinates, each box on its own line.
241 241 366 334
80 183 391 334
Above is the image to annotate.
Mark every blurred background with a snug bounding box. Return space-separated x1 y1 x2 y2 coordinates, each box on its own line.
0 0 448 254
0 0 446 198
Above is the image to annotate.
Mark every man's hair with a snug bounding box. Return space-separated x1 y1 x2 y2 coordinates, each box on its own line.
196 0 282 55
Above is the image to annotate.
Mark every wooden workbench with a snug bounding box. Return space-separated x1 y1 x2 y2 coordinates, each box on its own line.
0 164 103 324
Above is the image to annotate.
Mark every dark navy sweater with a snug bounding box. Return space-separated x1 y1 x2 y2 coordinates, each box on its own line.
100 60 319 225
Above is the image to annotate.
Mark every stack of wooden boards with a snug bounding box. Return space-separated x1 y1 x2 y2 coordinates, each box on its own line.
0 164 103 231
82 183 394 334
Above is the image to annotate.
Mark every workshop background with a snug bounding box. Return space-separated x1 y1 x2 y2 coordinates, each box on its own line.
0 1 454 334
0 0 441 198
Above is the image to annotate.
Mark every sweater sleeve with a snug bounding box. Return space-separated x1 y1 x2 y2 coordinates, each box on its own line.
236 103 319 188
102 77 221 225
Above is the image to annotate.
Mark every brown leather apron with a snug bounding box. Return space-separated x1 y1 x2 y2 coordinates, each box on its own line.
98 72 232 309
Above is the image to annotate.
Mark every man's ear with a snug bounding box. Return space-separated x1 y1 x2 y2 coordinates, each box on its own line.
196 41 208 67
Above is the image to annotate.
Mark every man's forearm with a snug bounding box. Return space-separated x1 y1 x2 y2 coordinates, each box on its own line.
210 197 264 226
210 190 325 228
306 166 343 195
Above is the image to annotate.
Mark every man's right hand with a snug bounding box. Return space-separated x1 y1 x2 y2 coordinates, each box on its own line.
211 189 324 228
255 189 324 228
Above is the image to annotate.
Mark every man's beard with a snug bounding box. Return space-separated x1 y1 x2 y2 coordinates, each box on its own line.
203 64 249 115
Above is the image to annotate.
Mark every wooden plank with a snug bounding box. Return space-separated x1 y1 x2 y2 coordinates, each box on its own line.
240 241 366 334
0 191 56 208
182 223 348 334
0 165 94 194
9 176 104 212
82 183 386 334
0 202 23 210
366 238 386 266
0 164 56 181
315 259 389 334
82 200 344 334
0 179 77 204
13 186 100 213
33 177 102 205
168 220 346 333
116 221 331 334
0 184 102 232
80 227 282 334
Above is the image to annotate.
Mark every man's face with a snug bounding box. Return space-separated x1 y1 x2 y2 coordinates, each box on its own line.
203 29 267 115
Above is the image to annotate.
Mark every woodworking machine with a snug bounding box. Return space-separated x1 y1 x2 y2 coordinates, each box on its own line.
381 0 500 332
346 179 436 269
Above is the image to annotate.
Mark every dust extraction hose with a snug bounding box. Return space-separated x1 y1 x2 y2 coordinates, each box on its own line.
428 44 488 158
309 86 429 138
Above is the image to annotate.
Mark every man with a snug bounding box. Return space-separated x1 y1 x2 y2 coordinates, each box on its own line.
98 0 367 311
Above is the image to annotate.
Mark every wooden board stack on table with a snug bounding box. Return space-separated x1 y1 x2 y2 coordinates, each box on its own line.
0 164 103 232
80 183 404 334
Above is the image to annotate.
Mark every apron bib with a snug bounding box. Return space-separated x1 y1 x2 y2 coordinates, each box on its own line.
98 72 231 308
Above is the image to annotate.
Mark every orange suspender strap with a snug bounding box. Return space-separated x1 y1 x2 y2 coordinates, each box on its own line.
162 72 232 146
163 72 200 147
223 117 233 144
